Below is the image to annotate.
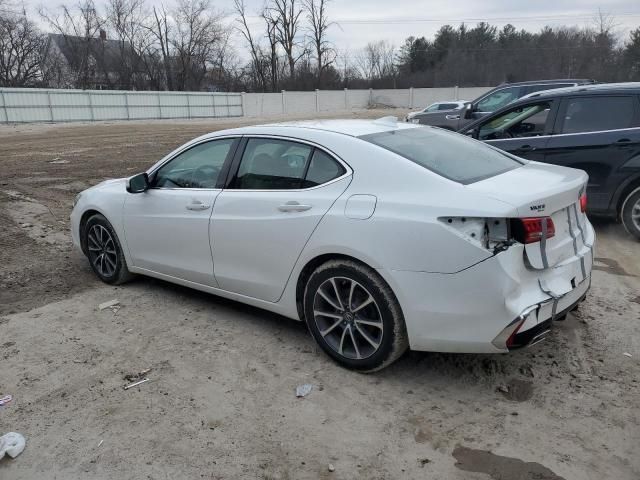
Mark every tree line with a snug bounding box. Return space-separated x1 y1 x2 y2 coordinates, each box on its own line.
0 0 639 91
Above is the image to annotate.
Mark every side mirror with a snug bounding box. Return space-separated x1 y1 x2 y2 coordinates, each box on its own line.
464 103 474 119
126 172 149 193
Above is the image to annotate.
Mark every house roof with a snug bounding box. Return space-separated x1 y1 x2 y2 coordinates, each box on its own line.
48 33 143 73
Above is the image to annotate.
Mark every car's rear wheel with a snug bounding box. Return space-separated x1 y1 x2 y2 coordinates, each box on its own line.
303 259 408 372
621 187 640 241
84 214 133 284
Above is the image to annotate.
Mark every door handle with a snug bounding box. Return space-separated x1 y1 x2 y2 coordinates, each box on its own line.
278 201 312 212
614 138 632 145
445 114 460 120
186 200 211 211
517 145 536 152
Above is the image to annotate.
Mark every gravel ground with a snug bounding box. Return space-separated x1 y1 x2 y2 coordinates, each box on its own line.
0 111 639 480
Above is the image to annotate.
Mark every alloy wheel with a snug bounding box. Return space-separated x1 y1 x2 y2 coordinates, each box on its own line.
632 197 640 232
312 277 384 360
87 224 118 277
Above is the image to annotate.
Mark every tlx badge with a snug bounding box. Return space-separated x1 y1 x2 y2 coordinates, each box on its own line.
530 204 546 212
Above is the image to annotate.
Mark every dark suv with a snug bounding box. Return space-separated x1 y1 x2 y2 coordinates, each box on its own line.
410 79 596 130
460 82 640 239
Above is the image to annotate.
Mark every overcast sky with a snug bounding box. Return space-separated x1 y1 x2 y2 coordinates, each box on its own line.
24 0 640 57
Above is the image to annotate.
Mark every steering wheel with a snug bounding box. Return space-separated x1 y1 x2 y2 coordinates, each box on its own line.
190 165 220 188
499 130 514 139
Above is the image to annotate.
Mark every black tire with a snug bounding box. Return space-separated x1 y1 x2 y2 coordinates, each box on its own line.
83 214 134 285
303 259 408 372
621 187 640 241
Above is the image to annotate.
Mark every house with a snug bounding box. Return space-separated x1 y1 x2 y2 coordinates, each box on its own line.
45 30 148 90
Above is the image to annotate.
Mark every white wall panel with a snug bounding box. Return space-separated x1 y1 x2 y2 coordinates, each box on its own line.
0 87 492 123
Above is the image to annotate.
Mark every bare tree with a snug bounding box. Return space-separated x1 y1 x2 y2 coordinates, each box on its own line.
172 0 224 91
355 41 396 86
0 13 46 86
266 0 305 82
39 0 104 88
262 6 280 91
303 0 335 88
233 0 267 91
106 0 149 89
148 4 174 90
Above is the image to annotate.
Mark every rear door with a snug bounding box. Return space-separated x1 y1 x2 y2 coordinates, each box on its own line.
211 137 351 302
544 95 640 213
477 99 559 162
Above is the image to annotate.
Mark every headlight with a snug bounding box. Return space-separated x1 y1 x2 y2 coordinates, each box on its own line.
73 192 82 207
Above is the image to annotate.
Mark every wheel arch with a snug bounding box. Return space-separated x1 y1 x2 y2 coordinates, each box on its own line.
79 209 105 255
614 174 640 220
294 252 396 321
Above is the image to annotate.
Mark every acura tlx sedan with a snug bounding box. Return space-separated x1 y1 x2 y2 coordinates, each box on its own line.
71 118 594 371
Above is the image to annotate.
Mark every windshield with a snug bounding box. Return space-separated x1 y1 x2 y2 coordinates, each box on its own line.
360 127 524 184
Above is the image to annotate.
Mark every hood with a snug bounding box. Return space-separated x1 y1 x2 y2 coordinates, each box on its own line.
87 177 127 192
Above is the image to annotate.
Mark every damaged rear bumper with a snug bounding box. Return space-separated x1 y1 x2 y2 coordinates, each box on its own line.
382 218 594 354
493 275 590 350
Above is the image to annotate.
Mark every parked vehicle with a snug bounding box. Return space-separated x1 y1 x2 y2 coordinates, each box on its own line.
405 101 467 121
410 79 596 130
71 118 594 371
460 82 640 240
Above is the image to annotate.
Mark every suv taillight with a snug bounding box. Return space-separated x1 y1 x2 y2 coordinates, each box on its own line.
511 217 555 244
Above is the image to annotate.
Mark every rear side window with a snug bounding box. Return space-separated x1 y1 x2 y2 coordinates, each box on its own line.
302 150 346 188
560 96 635 134
360 127 523 184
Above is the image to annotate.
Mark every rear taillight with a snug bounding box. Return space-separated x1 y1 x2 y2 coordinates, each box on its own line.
580 193 587 213
511 217 555 244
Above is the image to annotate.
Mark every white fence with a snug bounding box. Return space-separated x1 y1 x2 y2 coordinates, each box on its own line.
0 88 243 123
0 86 492 123
242 86 491 117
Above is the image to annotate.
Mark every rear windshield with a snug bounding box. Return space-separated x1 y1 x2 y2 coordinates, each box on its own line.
360 127 524 184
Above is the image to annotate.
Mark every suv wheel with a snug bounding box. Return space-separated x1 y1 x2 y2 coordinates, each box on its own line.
303 259 408 372
621 187 640 240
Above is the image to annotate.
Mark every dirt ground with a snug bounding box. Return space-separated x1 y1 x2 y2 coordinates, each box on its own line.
0 111 639 480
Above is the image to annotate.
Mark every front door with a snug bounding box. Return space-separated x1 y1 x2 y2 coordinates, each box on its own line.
211 137 351 302
123 138 238 285
477 99 558 162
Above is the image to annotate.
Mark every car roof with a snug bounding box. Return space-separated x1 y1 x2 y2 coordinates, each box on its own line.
518 82 640 101
497 78 595 87
460 82 640 132
231 118 419 138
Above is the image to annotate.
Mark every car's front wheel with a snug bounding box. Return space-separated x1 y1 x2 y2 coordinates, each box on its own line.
84 214 133 284
621 187 640 241
303 259 408 372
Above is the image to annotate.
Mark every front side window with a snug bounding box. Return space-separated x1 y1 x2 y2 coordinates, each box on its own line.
438 103 459 111
425 104 440 112
360 127 523 185
476 86 521 113
561 96 635 134
153 139 234 189
231 138 345 190
478 102 551 140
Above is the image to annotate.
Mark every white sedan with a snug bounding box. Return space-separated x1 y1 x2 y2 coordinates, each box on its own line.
71 118 594 371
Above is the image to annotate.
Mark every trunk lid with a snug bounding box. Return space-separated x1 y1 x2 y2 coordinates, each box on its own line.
467 161 589 269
